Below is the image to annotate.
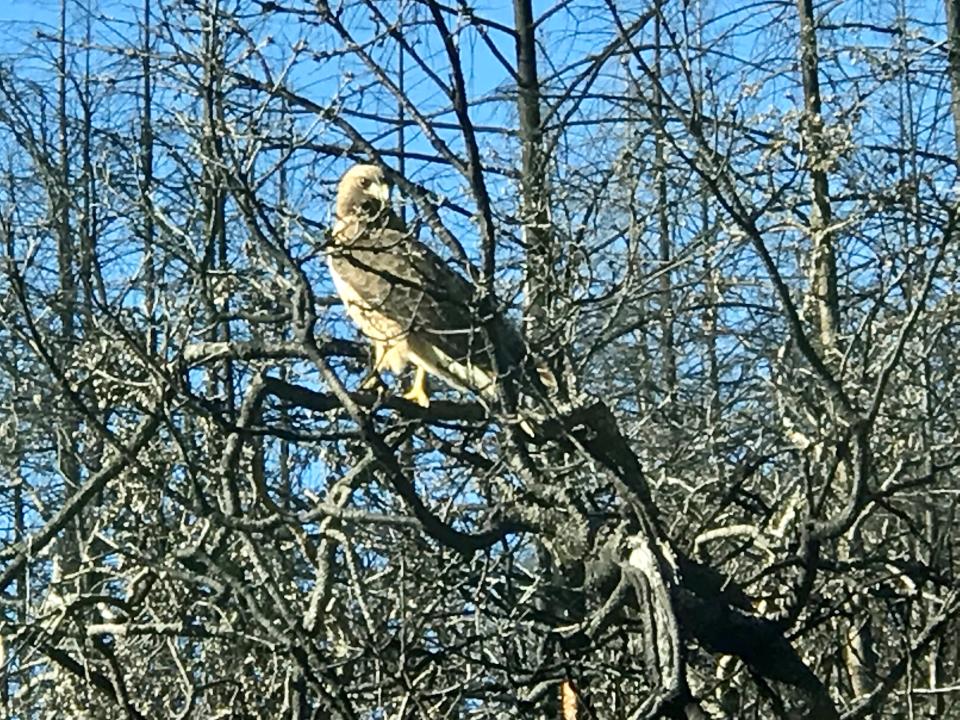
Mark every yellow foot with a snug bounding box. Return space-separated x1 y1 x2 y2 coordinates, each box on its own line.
360 342 388 390
359 372 382 391
401 384 430 408
401 367 430 407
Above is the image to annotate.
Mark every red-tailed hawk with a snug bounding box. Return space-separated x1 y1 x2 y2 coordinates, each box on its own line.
327 163 553 411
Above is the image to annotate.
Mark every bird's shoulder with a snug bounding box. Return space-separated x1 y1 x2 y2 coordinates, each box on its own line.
334 222 475 294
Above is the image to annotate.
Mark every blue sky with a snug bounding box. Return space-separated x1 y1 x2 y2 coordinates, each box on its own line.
0 1 60 30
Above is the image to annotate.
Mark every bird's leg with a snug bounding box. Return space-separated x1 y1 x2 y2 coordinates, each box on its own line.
401 366 430 407
359 342 387 390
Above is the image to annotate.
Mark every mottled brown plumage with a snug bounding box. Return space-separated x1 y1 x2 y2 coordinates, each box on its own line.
327 163 547 408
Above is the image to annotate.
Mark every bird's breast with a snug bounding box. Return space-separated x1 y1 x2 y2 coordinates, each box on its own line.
328 255 409 347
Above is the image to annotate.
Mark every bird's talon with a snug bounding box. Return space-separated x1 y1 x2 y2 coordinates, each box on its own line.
402 386 431 408
359 373 382 391
401 367 430 407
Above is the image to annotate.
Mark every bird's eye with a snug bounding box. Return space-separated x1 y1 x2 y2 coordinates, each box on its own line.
359 178 370 188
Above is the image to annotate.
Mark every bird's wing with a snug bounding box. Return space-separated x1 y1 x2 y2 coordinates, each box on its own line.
328 226 527 388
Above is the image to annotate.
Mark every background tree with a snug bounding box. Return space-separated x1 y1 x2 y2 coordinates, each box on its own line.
1 0 959 717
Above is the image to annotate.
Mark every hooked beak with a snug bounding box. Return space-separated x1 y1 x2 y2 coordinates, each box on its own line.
371 180 391 204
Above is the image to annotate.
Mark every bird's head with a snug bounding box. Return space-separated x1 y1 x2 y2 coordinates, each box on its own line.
335 164 393 221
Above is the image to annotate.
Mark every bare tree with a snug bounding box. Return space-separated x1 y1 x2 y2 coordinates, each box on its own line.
1 1 959 718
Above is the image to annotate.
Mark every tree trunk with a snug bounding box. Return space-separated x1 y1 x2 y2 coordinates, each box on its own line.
200 0 236 515
797 0 839 350
513 6 577 717
141 0 158 353
514 0 551 343
653 11 676 397
54 0 82 595
945 0 960 154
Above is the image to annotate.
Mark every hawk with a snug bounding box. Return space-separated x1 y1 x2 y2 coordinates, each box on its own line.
327 163 553 412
